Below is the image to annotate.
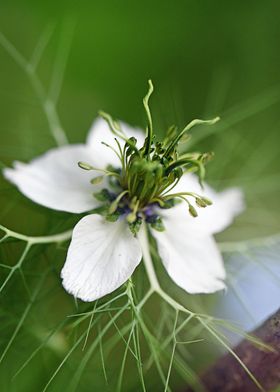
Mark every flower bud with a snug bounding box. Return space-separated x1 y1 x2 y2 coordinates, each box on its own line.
201 197 213 206
78 161 93 170
195 198 207 208
90 176 103 185
188 204 198 218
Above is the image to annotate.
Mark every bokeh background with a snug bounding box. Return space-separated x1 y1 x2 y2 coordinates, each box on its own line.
0 1 279 391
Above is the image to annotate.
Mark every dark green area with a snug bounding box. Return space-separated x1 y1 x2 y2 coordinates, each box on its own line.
0 1 279 391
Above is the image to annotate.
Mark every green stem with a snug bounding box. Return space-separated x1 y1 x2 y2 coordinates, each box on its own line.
138 223 193 315
0 224 72 245
218 232 280 253
0 32 68 146
138 223 160 291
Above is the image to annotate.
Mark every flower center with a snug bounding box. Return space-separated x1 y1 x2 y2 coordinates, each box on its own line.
78 80 218 235
86 161 167 233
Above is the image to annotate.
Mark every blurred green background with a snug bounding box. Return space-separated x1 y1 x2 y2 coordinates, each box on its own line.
0 1 279 391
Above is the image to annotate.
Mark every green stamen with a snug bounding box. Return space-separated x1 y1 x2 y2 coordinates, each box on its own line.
127 199 140 223
164 117 219 158
86 81 219 226
108 190 129 214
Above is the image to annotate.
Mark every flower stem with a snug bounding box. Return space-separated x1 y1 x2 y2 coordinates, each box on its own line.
138 223 193 315
138 223 160 291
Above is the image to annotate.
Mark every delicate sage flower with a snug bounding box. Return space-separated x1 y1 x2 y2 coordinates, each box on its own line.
3 82 244 301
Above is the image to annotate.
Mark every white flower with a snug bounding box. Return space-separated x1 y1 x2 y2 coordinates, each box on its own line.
3 117 244 302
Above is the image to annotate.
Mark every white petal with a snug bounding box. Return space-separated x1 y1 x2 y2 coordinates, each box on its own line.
86 117 145 166
169 173 245 234
61 214 142 301
152 222 226 294
3 145 105 213
151 173 244 293
203 187 245 233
